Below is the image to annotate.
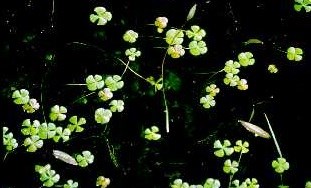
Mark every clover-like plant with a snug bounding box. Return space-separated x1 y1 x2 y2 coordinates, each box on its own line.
186 25 206 41
167 44 185 58
35 164 60 187
306 181 311 188
200 84 219 109
109 100 125 112
165 29 184 45
95 108 113 124
268 64 278 73
146 76 163 91
244 178 259 188
272 157 289 174
294 0 311 12
96 176 111 188
213 140 234 157
75 150 95 167
200 95 216 109
223 159 239 174
170 179 190 188
234 140 249 154
49 105 67 121
188 40 208 56
38 122 57 139
98 88 113 101
63 179 79 188
203 178 221 188
53 127 71 142
144 126 161 141
90 7 112 25
105 75 124 91
21 119 40 136
154 16 168 33
22 98 40 113
123 30 139 43
224 60 240 75
237 52 255 67
86 74 105 91
23 135 44 152
3 127 18 152
12 89 30 105
287 47 303 61
67 116 86 133
231 179 247 188
125 47 141 61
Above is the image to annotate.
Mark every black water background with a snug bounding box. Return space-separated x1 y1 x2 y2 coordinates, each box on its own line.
1 0 311 187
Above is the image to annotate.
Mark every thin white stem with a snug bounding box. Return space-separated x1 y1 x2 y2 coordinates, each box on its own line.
264 113 283 158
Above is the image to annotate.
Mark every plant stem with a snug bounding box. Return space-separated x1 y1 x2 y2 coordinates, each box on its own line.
116 58 149 82
160 52 170 133
264 113 283 158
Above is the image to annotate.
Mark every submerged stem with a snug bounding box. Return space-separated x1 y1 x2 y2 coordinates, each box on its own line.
264 113 283 158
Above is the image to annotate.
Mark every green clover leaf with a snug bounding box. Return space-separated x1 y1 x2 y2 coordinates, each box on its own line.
268 64 278 73
237 79 248 90
53 127 71 142
96 176 111 188
76 150 94 167
125 48 141 61
171 179 190 188
168 44 185 58
188 40 207 56
21 119 40 136
234 140 249 154
203 178 221 188
3 127 19 151
86 74 105 91
224 73 240 87
35 164 51 175
165 29 184 45
24 135 44 152
272 157 290 173
224 60 240 74
40 168 60 187
223 159 239 174
12 89 30 105
105 75 124 91
186 25 206 41
294 0 311 12
64 179 79 188
38 122 57 139
232 180 247 188
67 116 86 133
109 100 124 112
305 181 311 188
95 108 112 124
49 105 67 121
205 84 220 97
90 7 112 25
287 47 303 61
98 88 113 101
213 139 234 157
123 30 139 43
22 98 40 113
245 178 259 188
238 52 255 66
154 17 168 33
200 95 216 109
144 126 161 141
